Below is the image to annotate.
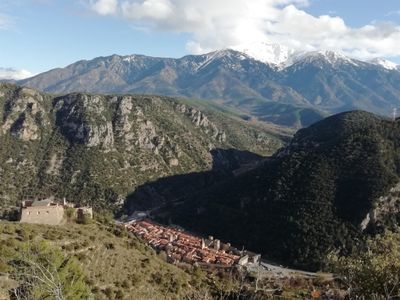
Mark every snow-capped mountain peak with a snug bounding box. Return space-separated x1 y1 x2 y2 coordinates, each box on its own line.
232 42 295 66
369 58 398 70
287 50 359 68
204 49 249 61
186 49 251 72
122 55 137 63
230 43 365 70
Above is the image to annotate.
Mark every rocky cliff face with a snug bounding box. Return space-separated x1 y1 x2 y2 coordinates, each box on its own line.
175 104 226 143
0 83 283 213
54 94 115 149
1 87 50 141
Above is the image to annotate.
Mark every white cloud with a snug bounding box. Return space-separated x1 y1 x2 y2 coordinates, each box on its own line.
90 0 118 15
88 0 400 60
386 10 400 17
0 13 12 30
0 68 34 80
121 0 173 20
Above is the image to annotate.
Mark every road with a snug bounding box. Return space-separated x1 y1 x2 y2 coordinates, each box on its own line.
246 260 332 279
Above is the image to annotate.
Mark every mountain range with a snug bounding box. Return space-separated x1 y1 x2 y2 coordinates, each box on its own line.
18 48 400 128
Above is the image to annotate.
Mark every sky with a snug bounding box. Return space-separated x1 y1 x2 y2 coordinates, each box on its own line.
0 0 400 79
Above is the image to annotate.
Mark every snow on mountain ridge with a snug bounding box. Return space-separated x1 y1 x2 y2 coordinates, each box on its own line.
89 47 400 74
202 49 249 62
233 42 295 66
237 45 400 72
194 49 250 71
230 43 368 69
369 58 398 70
284 50 360 68
122 55 137 63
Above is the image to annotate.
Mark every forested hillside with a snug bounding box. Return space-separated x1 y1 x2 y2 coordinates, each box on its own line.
168 111 400 269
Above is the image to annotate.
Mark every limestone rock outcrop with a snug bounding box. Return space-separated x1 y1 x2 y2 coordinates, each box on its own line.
1 87 49 141
54 94 114 150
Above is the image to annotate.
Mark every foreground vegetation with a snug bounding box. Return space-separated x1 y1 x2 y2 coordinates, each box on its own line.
328 230 400 299
0 218 228 299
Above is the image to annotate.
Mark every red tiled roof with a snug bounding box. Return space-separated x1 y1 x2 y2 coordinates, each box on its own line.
126 219 241 267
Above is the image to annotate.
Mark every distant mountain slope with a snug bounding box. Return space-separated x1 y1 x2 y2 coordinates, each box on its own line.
0 83 283 214
19 50 400 127
283 51 400 114
168 111 400 270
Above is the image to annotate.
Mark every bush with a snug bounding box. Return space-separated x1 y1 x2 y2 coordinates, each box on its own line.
43 229 61 240
158 250 168 262
105 242 115 250
95 210 114 225
65 207 76 222
115 289 124 299
121 279 131 289
104 287 114 299
10 240 91 299
328 230 400 298
15 228 29 240
77 214 92 225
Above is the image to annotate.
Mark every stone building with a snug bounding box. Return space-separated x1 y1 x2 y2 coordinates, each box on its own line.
20 198 65 225
76 207 93 223
20 197 93 225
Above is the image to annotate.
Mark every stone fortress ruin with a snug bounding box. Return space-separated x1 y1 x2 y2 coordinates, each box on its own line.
20 197 93 225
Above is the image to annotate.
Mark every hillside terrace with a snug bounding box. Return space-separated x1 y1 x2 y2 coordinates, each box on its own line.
125 219 257 267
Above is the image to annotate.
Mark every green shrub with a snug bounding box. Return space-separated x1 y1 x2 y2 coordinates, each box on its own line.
121 279 131 289
65 207 76 222
105 242 115 250
104 287 114 299
328 230 400 298
77 214 92 225
10 240 91 299
115 289 124 299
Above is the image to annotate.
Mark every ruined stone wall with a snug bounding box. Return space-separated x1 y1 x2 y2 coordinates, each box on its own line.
20 205 64 225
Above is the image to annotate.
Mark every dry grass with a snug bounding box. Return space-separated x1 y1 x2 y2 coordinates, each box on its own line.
0 220 214 300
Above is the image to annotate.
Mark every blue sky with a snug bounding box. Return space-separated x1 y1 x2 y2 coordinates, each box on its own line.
0 0 400 78
0 1 189 74
305 0 400 27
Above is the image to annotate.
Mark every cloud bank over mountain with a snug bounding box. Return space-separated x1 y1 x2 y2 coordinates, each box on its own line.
0 68 33 80
88 0 400 60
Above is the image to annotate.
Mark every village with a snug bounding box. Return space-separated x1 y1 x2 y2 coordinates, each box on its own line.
124 216 260 268
120 215 324 279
